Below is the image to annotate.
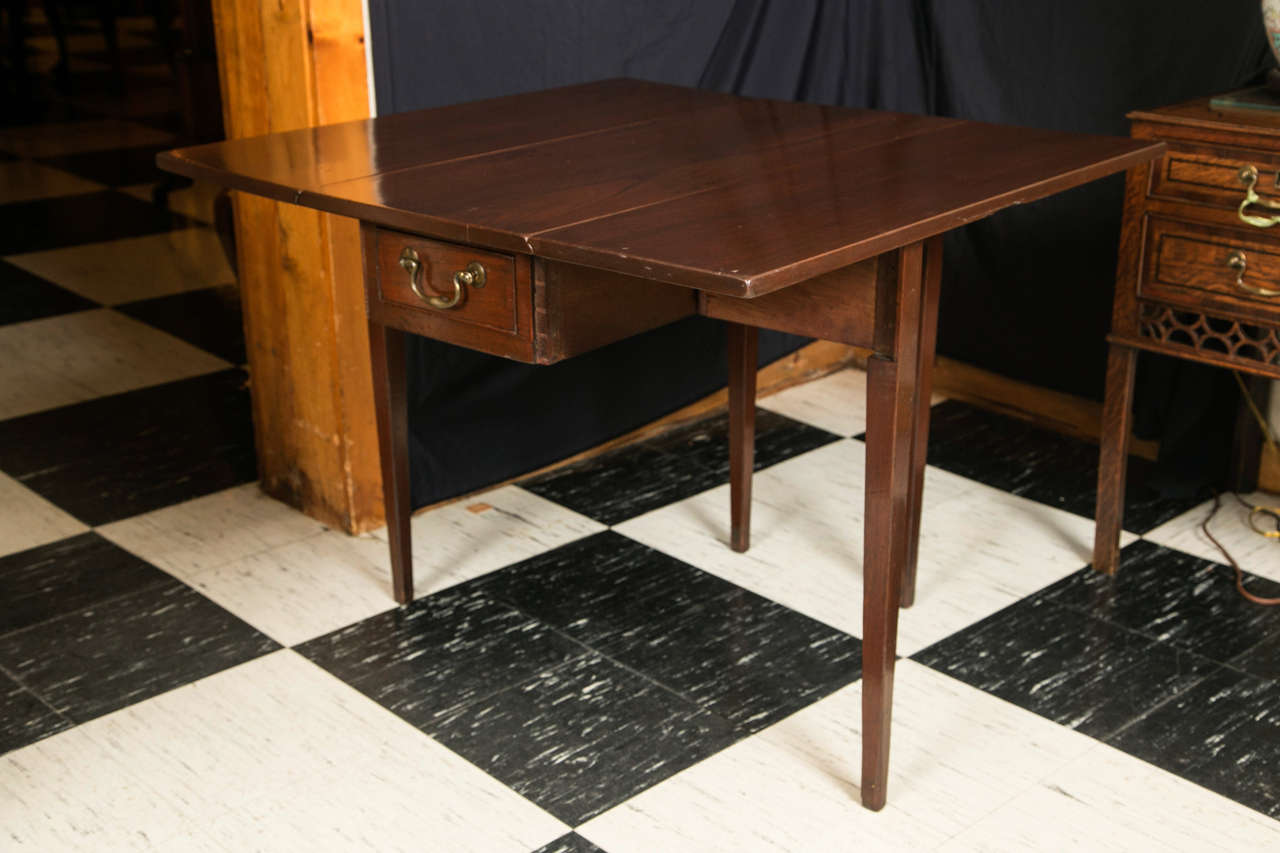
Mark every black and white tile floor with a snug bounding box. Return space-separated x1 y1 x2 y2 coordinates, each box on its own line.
4 16 1280 852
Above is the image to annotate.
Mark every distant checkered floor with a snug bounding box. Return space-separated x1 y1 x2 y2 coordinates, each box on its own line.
4 14 1280 853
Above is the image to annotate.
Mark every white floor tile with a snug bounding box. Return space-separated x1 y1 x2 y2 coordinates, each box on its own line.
617 439 1135 655
757 662 1087 838
581 721 946 851
374 484 608 599
0 309 229 419
583 661 1277 852
78 651 567 852
105 483 604 646
0 161 105 204
97 483 327 579
1143 491 1280 584
581 661 1061 851
0 723 198 850
941 739 1280 852
0 471 89 558
177 531 397 646
0 119 172 159
202 748 562 853
760 366 945 437
5 227 235 305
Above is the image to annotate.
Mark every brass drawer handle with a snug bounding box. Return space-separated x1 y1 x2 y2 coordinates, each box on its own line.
1226 249 1280 297
1236 165 1280 228
398 248 485 310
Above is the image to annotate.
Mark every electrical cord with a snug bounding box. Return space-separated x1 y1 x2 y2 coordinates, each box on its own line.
1188 373 1280 606
1199 491 1280 606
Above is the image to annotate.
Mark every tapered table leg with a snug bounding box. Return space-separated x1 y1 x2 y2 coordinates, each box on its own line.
899 236 943 609
728 322 758 552
861 242 926 811
1093 343 1137 574
368 321 413 603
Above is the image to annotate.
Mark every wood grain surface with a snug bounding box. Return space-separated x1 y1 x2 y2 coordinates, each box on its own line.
162 79 1163 298
211 0 379 533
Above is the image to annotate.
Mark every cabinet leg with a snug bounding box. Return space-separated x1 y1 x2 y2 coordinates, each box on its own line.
1093 343 1137 575
728 322 758 553
369 321 413 603
900 236 942 609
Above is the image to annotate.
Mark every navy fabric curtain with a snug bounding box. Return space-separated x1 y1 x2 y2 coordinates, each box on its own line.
367 0 1271 507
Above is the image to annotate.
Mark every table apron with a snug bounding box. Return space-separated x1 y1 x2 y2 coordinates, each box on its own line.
366 225 898 362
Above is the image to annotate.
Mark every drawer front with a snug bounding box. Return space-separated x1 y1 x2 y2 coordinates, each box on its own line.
375 230 518 333
369 227 535 362
1140 216 1280 322
1149 140 1280 224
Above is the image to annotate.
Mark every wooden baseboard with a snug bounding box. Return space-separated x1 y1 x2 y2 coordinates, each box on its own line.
931 358 1160 461
1260 444 1280 493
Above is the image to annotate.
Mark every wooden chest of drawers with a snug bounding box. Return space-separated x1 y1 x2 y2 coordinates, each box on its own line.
1094 97 1280 573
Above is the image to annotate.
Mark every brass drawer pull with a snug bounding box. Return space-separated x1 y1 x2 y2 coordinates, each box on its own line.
1236 165 1280 228
1226 249 1280 297
398 247 486 310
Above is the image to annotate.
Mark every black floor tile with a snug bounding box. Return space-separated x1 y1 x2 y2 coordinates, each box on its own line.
521 409 839 525
0 671 71 754
0 532 171 635
57 68 175 99
0 578 279 725
296 586 590 731
303 531 859 823
1040 540 1280 669
37 142 176 187
474 531 739 647
532 833 609 853
126 111 186 136
77 46 172 68
918 400 1205 534
0 260 96 325
1230 633 1280 681
116 284 244 364
521 441 722 527
0 369 256 526
430 652 738 826
1105 666 1280 819
0 190 190 254
647 408 842 478
913 592 1219 740
594 588 861 733
0 94 91 130
478 532 861 733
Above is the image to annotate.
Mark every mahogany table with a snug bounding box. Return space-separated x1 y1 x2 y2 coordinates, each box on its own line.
158 79 1163 811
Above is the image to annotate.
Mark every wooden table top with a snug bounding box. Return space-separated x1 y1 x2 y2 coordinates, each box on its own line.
160 78 1164 298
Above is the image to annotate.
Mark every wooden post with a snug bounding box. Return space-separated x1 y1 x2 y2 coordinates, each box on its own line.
211 0 383 533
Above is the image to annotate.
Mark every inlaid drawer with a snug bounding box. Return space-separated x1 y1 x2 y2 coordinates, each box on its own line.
1140 216 1280 322
370 228 535 361
1148 139 1280 227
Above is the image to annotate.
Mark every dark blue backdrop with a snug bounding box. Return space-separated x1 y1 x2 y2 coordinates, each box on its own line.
366 0 1271 506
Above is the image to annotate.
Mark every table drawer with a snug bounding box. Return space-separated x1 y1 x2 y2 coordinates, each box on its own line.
1149 139 1280 227
375 230 518 332
1140 216 1280 322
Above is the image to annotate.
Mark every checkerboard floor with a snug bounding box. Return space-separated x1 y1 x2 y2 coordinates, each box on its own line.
3 11 1280 852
